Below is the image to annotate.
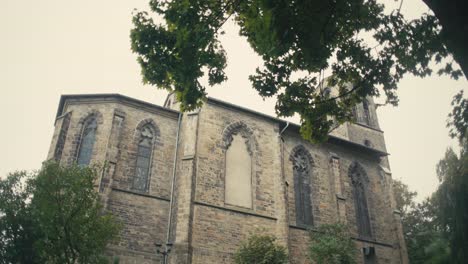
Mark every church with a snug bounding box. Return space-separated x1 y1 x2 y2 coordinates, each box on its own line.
47 91 408 264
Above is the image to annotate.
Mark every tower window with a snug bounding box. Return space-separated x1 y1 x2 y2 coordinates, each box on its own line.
362 100 371 126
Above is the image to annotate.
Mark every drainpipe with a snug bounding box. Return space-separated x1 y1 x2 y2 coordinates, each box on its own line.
165 112 182 264
279 121 290 256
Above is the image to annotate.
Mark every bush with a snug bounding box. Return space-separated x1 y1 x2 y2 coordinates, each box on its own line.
309 223 357 264
234 233 288 264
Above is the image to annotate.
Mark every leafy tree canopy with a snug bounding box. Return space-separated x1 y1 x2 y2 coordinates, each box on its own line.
393 185 450 264
433 140 468 263
0 171 37 264
392 178 417 216
131 0 465 142
391 104 467 264
0 162 121 264
234 233 288 264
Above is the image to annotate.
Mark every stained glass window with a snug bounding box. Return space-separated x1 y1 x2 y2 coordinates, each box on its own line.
293 148 313 226
77 118 97 166
133 125 154 191
349 163 372 238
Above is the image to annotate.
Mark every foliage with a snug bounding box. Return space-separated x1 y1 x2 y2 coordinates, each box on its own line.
0 171 39 264
393 178 456 264
447 90 468 143
308 223 356 264
431 90 468 263
392 105 468 264
403 198 449 264
433 141 468 263
131 0 464 142
392 178 417 216
234 233 288 264
0 162 121 264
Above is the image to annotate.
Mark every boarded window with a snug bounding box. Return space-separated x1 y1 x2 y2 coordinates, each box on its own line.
225 134 252 208
349 163 372 238
133 125 154 191
77 117 97 166
292 148 313 226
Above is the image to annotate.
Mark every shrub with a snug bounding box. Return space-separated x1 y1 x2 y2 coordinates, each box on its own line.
234 233 288 264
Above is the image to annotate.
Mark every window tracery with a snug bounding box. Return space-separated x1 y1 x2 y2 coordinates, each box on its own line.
222 121 255 208
77 117 97 166
349 162 372 238
291 146 313 226
133 124 154 191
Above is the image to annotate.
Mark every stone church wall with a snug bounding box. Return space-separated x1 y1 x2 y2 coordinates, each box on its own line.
188 101 284 263
47 94 408 264
49 96 179 263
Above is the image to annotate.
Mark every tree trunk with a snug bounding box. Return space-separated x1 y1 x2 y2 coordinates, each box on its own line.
422 0 468 79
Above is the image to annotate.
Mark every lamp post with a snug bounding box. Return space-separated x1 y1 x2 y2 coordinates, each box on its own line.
155 242 173 264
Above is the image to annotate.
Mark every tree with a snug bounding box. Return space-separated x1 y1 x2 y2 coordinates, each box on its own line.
308 223 356 264
403 198 449 264
431 87 468 263
0 162 121 264
392 178 417 217
393 179 451 264
234 233 288 264
391 97 467 264
421 0 468 78
433 142 468 263
0 171 39 264
131 0 466 142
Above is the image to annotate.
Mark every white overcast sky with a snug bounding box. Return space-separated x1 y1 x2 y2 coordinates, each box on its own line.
1 0 466 200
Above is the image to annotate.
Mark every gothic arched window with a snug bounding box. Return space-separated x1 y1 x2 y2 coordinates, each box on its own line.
77 117 97 166
222 122 255 209
132 125 154 191
225 133 252 208
349 162 372 238
292 147 313 226
362 99 371 126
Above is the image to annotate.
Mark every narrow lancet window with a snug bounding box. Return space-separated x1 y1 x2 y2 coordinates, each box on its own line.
292 148 313 226
77 117 97 166
349 162 372 238
362 99 371 126
133 125 154 191
225 134 252 208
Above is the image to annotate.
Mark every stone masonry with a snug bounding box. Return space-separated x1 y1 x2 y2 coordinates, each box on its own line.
47 92 408 264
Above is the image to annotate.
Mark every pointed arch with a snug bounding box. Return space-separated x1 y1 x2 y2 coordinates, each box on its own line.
290 145 314 226
222 121 256 208
135 118 161 137
221 121 257 154
75 111 102 166
348 162 372 238
132 119 160 192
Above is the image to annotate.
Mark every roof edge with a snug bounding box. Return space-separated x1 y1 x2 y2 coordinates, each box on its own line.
207 97 388 157
55 93 180 120
55 93 388 157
